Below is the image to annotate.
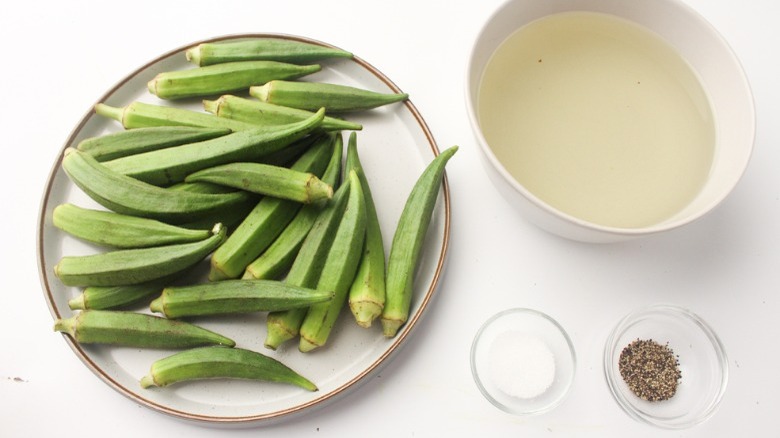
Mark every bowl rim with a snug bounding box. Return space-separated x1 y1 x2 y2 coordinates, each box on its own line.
470 307 577 416
602 303 729 429
464 0 756 239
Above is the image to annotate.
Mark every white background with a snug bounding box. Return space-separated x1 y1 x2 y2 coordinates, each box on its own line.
3 0 778 436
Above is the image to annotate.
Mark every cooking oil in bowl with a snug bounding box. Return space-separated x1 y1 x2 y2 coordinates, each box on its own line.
478 11 715 229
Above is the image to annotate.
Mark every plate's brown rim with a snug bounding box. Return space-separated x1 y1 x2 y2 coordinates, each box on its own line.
36 33 452 425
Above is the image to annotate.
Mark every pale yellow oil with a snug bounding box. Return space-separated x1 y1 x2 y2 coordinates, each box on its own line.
478 12 715 229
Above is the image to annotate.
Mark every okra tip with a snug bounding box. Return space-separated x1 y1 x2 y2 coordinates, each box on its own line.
350 302 383 328
139 374 159 389
185 45 202 65
68 294 86 310
94 103 123 122
53 315 75 336
298 337 319 353
149 295 164 314
380 318 404 339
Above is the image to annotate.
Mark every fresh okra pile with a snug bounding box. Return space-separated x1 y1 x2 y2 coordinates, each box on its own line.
52 37 457 392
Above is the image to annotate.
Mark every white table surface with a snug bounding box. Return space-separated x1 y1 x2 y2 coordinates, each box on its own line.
3 0 778 436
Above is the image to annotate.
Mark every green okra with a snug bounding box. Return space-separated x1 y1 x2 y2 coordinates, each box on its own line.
186 38 352 66
299 170 366 352
61 148 251 223
148 60 321 100
243 133 343 281
69 278 172 310
185 162 333 204
209 134 335 281
250 80 409 113
53 203 212 248
95 101 258 131
76 126 230 162
380 146 458 338
345 132 387 328
264 177 352 350
140 346 317 391
149 279 334 319
167 181 257 233
203 95 362 132
103 109 325 186
54 310 235 348
54 223 226 287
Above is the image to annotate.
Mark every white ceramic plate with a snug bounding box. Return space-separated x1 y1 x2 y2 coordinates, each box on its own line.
36 34 451 425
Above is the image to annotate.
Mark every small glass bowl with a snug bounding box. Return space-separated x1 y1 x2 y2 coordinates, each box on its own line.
470 308 576 416
604 304 728 429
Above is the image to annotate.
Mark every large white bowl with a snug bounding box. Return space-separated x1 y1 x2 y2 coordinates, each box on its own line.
465 0 754 243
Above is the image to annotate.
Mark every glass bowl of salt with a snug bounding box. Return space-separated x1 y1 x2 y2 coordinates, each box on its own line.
470 308 576 416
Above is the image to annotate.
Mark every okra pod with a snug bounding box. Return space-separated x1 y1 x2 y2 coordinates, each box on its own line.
203 95 362 132
243 133 343 281
103 109 325 186
54 223 226 287
345 133 387 328
299 171 366 352
250 80 408 113
185 162 332 204
148 60 321 100
95 101 257 131
380 146 458 338
140 346 317 391
69 278 172 310
61 148 251 223
264 178 352 350
186 38 352 66
209 134 334 280
53 203 212 248
54 310 235 348
76 126 230 162
167 181 258 233
149 279 334 318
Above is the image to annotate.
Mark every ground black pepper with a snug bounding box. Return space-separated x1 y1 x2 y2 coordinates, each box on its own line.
618 338 682 402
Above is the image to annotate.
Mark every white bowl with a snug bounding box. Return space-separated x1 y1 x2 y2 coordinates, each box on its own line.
465 0 754 243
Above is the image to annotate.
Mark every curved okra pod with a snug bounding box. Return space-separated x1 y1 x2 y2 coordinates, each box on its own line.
299 170 366 352
76 126 231 162
54 223 226 287
264 177 352 350
243 133 343 280
250 80 408 113
53 203 212 248
54 310 235 348
103 109 325 186
185 162 333 204
61 148 250 223
149 279 334 318
186 38 352 66
95 101 258 131
345 133 387 328
140 346 317 391
380 146 458 338
209 134 334 281
203 95 362 132
148 60 321 100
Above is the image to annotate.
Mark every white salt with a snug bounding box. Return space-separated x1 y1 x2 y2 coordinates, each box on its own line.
488 331 555 399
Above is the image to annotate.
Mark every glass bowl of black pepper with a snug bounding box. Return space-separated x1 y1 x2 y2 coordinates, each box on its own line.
604 304 728 429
